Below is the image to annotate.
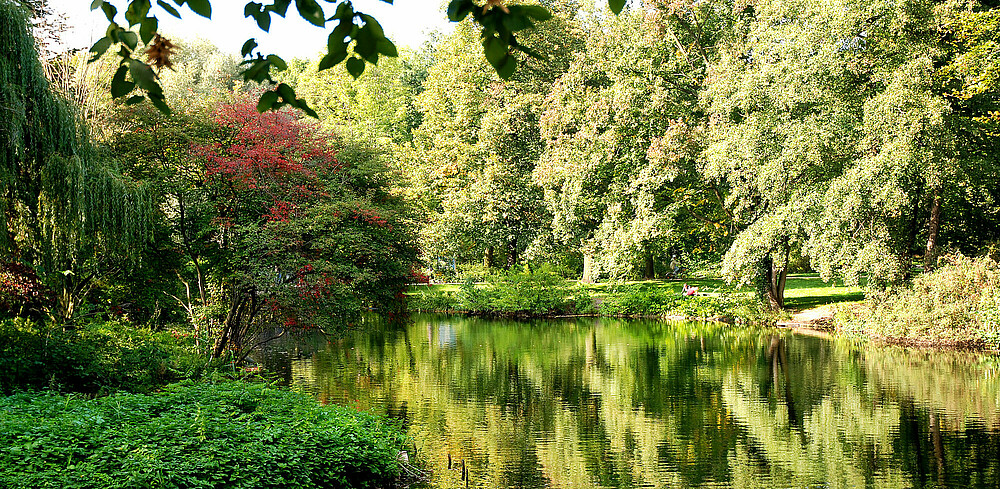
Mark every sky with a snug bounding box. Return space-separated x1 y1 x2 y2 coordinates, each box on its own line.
48 0 454 58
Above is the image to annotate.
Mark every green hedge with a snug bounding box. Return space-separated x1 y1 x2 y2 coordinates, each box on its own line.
0 319 204 395
0 382 405 489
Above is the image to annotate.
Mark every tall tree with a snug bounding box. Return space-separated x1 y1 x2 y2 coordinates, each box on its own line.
1 0 150 321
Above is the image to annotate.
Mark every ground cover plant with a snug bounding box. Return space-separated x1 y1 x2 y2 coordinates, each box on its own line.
0 382 406 489
0 318 205 395
836 255 1000 349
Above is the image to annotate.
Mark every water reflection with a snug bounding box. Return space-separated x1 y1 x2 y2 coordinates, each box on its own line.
256 314 1000 488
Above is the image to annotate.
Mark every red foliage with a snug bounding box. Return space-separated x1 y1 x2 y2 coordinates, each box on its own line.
0 261 52 315
193 96 341 223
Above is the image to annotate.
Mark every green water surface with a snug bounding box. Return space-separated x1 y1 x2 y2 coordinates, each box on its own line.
257 314 1000 488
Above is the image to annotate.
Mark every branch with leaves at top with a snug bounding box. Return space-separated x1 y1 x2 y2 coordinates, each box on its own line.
87 0 626 117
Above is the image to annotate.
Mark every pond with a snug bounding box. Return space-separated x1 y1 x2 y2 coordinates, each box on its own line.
255 314 1000 488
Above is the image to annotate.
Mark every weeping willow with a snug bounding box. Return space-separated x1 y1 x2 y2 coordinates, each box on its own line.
1 0 151 320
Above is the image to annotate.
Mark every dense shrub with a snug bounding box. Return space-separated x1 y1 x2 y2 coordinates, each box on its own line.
457 268 573 315
598 284 729 318
407 289 460 312
0 382 405 489
0 319 204 395
836 255 1000 348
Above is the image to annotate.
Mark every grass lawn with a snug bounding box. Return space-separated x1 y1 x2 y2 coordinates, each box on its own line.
406 273 865 312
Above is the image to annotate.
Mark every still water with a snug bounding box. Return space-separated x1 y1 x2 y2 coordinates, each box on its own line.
257 314 1000 488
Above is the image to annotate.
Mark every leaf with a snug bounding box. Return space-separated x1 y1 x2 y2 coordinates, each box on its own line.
127 59 158 92
90 0 104 10
501 10 533 32
139 16 158 44
608 0 625 15
241 38 258 57
359 14 384 40
101 2 117 21
354 26 377 62
376 38 397 57
520 5 551 20
257 90 279 112
275 83 296 103
318 51 347 70
125 0 151 26
270 0 291 16
446 0 473 22
295 0 325 26
497 54 516 79
111 65 135 98
346 56 364 78
266 54 287 71
125 95 145 105
89 37 113 61
148 92 171 114
184 0 212 18
117 30 139 50
157 0 181 18
483 35 507 66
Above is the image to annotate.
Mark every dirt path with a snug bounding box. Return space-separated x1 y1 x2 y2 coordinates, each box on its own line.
777 304 836 332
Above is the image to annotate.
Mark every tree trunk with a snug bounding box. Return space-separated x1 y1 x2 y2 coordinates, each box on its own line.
923 190 942 271
484 246 494 269
506 239 518 269
581 250 594 284
762 243 790 310
643 253 655 280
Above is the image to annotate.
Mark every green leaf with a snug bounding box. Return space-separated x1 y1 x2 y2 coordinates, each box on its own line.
266 54 287 71
483 35 507 66
270 0 291 16
497 54 516 79
376 38 397 57
101 2 117 21
241 58 271 81
125 95 145 105
446 0 473 22
257 90 279 112
355 26 377 62
148 92 171 114
318 51 347 70
608 0 625 15
127 59 158 92
276 83 296 103
125 0 151 26
117 30 139 50
520 5 551 20
359 14 384 39
89 37 113 61
346 56 364 78
295 0 325 26
241 39 258 57
111 65 135 98
139 16 158 44
90 0 104 10
502 11 533 32
184 0 212 18
157 0 181 18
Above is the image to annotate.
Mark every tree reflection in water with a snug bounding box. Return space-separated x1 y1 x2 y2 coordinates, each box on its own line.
255 314 1000 488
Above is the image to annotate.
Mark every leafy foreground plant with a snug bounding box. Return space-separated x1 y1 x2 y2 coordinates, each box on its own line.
0 382 406 489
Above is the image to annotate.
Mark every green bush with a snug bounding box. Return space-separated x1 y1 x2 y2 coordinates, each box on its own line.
0 319 204 395
456 268 573 315
407 289 460 312
0 382 405 488
836 254 1000 348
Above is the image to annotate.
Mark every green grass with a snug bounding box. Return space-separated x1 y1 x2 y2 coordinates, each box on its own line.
407 273 865 312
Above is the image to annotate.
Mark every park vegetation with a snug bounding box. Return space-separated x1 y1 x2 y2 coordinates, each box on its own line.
1 0 999 485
